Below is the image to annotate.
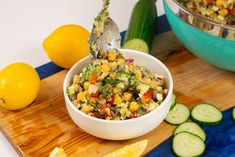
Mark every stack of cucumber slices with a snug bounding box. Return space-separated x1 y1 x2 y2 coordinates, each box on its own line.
164 94 231 157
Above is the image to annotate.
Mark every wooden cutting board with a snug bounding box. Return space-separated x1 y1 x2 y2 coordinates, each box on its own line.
0 48 235 157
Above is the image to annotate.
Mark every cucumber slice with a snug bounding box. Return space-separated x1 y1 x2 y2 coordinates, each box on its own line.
123 38 149 53
169 93 176 111
191 103 223 125
174 122 206 142
173 132 205 157
165 103 190 125
233 107 235 121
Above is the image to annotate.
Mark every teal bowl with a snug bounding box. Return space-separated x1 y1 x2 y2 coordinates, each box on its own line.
163 0 235 71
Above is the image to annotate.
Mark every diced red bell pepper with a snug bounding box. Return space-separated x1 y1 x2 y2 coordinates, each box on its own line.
229 7 235 15
90 91 99 98
205 0 213 5
130 113 140 119
89 75 98 84
141 90 153 104
143 90 153 100
89 113 97 118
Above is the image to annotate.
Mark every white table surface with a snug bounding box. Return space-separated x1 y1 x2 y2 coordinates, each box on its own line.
0 0 165 156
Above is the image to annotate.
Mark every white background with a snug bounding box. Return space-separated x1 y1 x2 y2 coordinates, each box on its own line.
0 0 165 156
0 0 165 69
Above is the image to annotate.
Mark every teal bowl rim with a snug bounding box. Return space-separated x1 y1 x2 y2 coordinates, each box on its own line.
164 0 235 31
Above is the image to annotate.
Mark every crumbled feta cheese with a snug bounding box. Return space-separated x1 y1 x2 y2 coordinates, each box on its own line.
156 93 163 101
116 82 125 89
117 103 128 108
147 103 159 111
88 84 97 94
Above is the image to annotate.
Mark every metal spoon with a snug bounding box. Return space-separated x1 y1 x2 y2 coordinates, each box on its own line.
88 17 121 59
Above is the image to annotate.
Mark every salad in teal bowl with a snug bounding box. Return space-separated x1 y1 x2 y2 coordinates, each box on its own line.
163 0 235 71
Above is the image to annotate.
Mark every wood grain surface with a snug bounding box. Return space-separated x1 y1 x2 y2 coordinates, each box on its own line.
0 48 235 157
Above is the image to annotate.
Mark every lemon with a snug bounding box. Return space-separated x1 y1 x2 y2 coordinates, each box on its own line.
103 140 148 157
49 147 67 157
43 24 90 69
0 63 40 110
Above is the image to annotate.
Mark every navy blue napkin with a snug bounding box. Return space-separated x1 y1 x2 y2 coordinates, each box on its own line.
36 62 63 80
145 108 235 157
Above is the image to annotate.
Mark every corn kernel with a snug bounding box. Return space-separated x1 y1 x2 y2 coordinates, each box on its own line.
208 9 214 15
83 82 90 91
88 97 96 104
113 87 121 94
77 92 86 101
123 92 132 102
73 74 81 84
101 63 110 73
109 72 116 80
219 9 228 16
117 58 126 65
136 71 142 80
130 102 139 112
144 79 151 84
108 52 117 62
149 81 157 89
216 0 223 7
128 64 135 73
81 105 91 114
113 95 122 105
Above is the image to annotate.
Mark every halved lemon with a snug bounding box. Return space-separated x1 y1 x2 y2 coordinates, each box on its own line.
104 139 148 157
49 147 67 157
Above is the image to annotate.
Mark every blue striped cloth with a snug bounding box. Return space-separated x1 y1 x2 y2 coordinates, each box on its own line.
145 108 235 157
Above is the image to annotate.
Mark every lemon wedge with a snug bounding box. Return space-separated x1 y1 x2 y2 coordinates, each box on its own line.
49 147 67 157
104 139 148 157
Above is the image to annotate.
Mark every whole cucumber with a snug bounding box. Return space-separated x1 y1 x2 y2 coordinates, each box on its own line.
123 0 157 53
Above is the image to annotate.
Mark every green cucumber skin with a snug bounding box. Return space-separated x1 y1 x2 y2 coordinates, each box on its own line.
169 93 177 111
191 116 222 126
191 103 223 126
164 119 184 126
123 0 157 50
173 132 206 157
233 107 235 121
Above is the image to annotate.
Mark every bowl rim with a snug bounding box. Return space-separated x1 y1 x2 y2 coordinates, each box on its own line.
63 49 173 124
165 0 235 30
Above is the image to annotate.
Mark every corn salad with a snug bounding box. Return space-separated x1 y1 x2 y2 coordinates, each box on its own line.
180 0 235 25
67 49 168 120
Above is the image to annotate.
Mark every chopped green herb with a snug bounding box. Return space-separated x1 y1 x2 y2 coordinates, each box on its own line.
231 15 235 22
139 106 145 115
82 71 90 81
134 99 141 104
98 86 106 93
104 91 112 97
130 75 136 86
116 69 132 77
105 79 119 84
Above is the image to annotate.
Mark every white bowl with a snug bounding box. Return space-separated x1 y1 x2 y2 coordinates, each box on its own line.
63 49 173 140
